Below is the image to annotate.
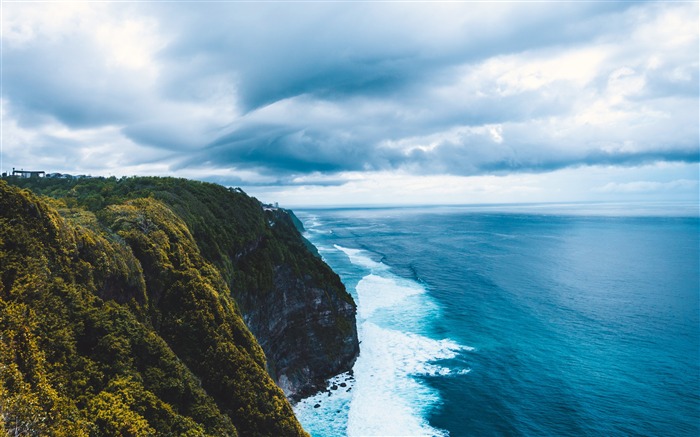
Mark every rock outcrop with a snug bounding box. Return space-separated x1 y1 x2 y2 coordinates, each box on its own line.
239 208 359 399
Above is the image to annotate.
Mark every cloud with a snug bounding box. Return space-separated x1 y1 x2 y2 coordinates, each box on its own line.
594 179 699 193
172 1 696 178
1 99 172 176
1 0 697 205
241 162 699 208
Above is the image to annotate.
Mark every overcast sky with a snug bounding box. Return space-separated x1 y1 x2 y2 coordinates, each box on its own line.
1 1 698 207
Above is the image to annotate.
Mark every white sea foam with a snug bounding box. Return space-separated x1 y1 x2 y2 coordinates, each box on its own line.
339 245 471 435
296 240 473 436
334 244 387 271
338 246 435 328
295 320 471 437
355 273 425 320
347 322 470 436
293 372 355 436
316 245 336 253
301 215 331 236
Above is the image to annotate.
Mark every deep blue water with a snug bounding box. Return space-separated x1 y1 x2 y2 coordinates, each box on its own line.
293 206 700 436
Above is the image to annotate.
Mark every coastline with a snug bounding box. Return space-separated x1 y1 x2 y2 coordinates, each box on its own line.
293 215 471 437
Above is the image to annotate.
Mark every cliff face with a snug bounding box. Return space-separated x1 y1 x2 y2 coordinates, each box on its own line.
0 177 359 435
241 208 358 398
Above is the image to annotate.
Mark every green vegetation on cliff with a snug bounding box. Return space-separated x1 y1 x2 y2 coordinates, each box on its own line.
0 176 358 436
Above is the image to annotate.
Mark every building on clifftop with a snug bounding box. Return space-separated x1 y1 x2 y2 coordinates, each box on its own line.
12 168 45 178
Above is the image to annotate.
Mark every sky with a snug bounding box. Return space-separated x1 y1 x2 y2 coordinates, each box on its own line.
1 1 698 207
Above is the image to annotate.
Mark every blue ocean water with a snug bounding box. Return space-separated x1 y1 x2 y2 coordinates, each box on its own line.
293 206 700 436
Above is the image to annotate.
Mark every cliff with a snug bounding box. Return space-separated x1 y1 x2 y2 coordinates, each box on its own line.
0 177 359 435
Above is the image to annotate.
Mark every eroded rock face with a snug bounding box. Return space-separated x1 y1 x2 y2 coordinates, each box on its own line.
232 209 359 400
264 265 357 398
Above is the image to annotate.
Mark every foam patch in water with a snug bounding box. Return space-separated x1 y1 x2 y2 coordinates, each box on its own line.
348 322 470 436
293 372 355 436
296 241 473 436
355 273 425 319
334 244 387 271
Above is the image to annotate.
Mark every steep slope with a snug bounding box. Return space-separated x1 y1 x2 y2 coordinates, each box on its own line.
245 207 358 398
98 197 305 435
7 176 359 398
1 176 359 435
0 181 244 435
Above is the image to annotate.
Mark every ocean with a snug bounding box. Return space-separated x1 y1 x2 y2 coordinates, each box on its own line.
292 205 700 436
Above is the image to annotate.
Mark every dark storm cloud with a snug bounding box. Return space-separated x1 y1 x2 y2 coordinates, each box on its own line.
183 123 399 175
2 1 697 184
152 1 637 110
405 140 700 176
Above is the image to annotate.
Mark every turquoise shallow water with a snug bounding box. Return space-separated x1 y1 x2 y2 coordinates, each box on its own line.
294 207 700 436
